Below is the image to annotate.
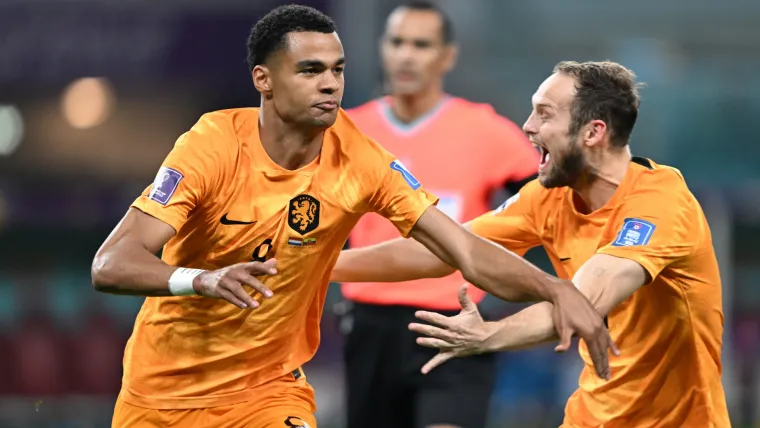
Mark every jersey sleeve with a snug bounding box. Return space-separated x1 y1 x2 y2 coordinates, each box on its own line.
597 173 701 281
131 114 231 232
364 148 439 238
469 179 543 256
483 110 540 187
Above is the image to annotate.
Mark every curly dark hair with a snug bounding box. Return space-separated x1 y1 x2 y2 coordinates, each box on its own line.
247 4 336 70
554 61 643 147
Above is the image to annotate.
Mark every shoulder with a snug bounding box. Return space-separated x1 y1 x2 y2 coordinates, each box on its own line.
627 157 696 204
331 109 391 158
494 178 564 215
171 109 252 171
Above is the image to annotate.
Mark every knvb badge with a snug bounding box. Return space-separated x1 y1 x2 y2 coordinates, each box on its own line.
149 167 183 206
612 218 656 247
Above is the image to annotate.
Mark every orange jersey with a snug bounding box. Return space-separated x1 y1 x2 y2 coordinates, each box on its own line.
471 158 729 427
343 96 538 310
126 108 438 409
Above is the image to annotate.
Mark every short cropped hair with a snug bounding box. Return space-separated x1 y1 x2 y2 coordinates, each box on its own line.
247 4 336 70
554 60 642 147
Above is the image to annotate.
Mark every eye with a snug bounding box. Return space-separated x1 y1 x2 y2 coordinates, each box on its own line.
334 66 344 74
301 69 318 75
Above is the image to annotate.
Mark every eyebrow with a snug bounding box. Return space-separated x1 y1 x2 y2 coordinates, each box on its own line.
296 57 345 68
534 101 556 111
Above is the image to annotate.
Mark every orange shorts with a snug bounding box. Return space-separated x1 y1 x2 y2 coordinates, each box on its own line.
112 372 317 428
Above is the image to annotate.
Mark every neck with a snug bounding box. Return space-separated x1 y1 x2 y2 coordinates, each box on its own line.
570 145 632 213
390 84 444 124
258 102 324 170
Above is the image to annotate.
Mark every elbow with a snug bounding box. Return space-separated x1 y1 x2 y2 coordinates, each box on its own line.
91 252 117 293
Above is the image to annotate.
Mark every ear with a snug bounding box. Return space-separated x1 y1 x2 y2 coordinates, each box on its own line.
252 65 272 99
441 43 459 74
583 119 608 148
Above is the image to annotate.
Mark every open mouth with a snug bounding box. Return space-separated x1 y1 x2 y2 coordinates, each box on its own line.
534 143 551 171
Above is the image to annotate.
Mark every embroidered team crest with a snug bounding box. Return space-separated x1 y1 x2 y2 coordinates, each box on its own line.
611 218 656 247
149 167 183 206
284 416 311 428
288 194 320 235
390 160 421 190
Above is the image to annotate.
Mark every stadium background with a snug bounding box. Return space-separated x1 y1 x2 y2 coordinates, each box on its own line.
1 0 759 426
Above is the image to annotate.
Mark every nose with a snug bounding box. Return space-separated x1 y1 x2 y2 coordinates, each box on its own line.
523 111 538 136
319 72 340 95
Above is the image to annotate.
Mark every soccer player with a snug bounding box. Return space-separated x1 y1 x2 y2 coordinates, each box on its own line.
332 61 731 427
340 2 538 428
90 6 612 428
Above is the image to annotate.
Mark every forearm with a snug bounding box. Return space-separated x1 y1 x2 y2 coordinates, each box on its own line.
460 236 562 302
91 241 179 296
331 237 456 282
483 302 558 351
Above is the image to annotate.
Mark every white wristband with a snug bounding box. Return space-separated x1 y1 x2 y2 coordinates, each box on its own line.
168 268 206 296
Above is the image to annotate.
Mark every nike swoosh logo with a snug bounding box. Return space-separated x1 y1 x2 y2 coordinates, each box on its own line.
559 257 571 262
220 214 256 225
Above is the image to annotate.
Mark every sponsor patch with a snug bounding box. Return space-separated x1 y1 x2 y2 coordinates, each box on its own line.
611 218 656 247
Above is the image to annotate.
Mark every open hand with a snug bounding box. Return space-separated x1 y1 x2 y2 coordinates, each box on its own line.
409 284 494 374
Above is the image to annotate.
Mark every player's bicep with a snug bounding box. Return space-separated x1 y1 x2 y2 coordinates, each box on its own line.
100 208 176 257
573 254 649 316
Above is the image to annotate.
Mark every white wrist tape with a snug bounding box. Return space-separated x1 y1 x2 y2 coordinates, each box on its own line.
168 268 206 296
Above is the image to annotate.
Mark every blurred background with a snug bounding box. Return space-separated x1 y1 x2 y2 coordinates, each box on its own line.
1 0 759 426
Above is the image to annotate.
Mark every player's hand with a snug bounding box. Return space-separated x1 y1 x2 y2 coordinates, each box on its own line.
409 284 495 374
552 281 619 380
192 259 278 309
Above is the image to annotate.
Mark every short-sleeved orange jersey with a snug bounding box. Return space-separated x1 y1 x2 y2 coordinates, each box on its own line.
126 108 438 409
471 158 729 428
342 96 538 310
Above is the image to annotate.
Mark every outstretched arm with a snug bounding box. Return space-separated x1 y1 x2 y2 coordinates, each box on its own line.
476 254 646 351
332 224 465 284
410 254 644 373
406 206 558 302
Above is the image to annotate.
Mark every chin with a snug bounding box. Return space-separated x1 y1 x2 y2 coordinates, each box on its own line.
309 113 337 128
538 170 569 189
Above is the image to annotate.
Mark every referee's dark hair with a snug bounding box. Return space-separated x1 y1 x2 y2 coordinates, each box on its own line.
398 1 455 44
